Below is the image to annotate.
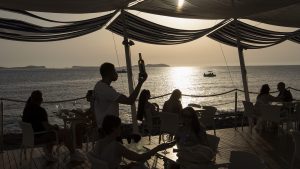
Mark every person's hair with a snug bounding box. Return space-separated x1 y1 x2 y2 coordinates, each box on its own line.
170 89 181 101
86 90 94 102
23 90 43 115
137 89 150 121
182 107 207 143
102 115 121 135
278 82 285 88
259 84 270 96
100 62 115 77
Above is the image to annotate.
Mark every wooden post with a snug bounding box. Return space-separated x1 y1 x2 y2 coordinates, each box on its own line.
234 90 238 130
121 10 138 133
234 19 250 102
0 99 3 153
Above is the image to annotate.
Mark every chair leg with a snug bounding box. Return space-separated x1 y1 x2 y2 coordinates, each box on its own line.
19 146 23 166
29 148 34 169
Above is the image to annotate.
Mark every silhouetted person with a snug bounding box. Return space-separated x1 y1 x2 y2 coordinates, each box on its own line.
163 89 183 115
277 82 293 102
256 84 277 104
137 89 159 121
93 62 147 128
93 115 175 169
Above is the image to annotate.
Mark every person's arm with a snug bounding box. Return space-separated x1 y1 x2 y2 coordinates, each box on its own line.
116 73 147 105
120 141 175 162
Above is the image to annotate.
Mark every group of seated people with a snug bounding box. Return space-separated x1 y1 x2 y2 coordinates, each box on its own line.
254 82 294 131
22 88 215 169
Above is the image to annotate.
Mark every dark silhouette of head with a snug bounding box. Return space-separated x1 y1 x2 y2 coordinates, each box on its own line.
102 115 121 136
170 89 182 101
137 89 151 121
259 84 270 96
100 62 118 81
277 82 285 92
28 90 43 106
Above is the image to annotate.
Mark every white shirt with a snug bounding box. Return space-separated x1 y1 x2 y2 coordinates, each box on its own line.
94 81 121 128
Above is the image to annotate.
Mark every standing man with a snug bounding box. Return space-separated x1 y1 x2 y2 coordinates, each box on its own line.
94 62 147 129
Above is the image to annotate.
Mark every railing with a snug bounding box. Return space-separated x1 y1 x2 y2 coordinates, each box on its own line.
0 87 299 153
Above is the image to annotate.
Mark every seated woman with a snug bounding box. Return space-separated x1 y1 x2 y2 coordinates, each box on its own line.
93 115 175 169
163 89 182 115
174 107 214 168
22 90 83 162
175 107 208 147
137 89 160 122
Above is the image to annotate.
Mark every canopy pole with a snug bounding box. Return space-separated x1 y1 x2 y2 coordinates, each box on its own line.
235 19 250 102
121 9 139 133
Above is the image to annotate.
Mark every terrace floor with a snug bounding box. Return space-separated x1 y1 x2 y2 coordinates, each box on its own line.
1 127 297 169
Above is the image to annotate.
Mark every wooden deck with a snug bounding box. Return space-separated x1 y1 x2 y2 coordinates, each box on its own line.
1 127 297 169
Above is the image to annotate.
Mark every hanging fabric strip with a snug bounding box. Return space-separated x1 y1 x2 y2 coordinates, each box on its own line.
0 11 116 41
106 11 226 45
207 20 298 49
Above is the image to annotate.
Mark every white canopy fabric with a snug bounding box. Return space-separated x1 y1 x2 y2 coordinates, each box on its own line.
130 0 300 28
1 0 300 27
0 0 134 13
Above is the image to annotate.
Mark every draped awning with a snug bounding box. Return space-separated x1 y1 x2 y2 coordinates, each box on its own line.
0 0 134 13
129 0 300 27
207 20 300 49
0 11 115 42
106 11 227 45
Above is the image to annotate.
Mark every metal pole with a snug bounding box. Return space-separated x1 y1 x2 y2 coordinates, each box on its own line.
1 99 4 153
234 19 250 102
234 90 238 130
121 10 139 133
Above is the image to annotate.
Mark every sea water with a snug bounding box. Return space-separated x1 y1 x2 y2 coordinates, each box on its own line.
0 65 299 133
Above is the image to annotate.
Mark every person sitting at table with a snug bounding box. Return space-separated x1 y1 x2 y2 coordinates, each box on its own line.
162 89 182 115
137 89 160 122
173 107 215 169
22 90 83 162
93 115 175 169
276 82 293 102
255 84 278 132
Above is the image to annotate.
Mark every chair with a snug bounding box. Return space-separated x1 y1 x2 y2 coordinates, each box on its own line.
87 151 109 169
290 131 300 169
206 134 220 153
229 151 264 169
199 106 217 135
19 121 60 167
259 104 285 135
159 112 179 143
242 101 258 133
142 106 160 143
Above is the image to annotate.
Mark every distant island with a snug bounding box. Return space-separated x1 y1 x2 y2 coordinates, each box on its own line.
0 66 46 69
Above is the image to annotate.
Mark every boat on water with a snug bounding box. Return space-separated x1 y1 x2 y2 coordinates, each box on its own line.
203 71 216 77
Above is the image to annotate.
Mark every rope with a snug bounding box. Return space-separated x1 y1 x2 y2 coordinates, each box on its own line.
0 86 299 103
182 89 237 98
288 87 300 92
219 43 236 88
0 97 86 104
112 32 126 90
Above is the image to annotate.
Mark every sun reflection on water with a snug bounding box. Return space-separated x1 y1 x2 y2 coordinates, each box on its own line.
168 67 196 106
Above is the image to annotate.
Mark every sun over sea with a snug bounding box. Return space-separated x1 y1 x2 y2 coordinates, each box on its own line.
0 65 299 133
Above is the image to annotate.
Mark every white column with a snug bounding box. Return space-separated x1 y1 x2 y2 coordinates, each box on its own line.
121 10 139 133
235 19 250 102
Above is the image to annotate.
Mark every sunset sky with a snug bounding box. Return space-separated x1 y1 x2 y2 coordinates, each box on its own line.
1 10 299 68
